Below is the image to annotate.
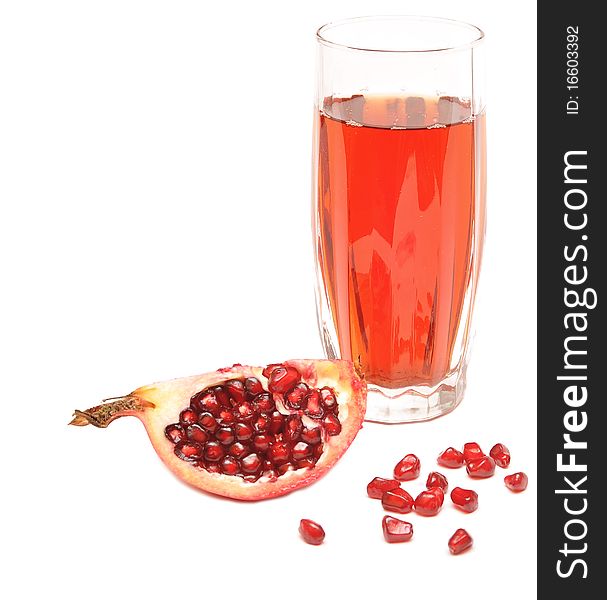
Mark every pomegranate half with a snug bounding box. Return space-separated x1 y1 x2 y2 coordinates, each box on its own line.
70 359 366 500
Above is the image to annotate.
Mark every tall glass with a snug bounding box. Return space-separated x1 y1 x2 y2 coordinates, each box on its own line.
313 16 486 422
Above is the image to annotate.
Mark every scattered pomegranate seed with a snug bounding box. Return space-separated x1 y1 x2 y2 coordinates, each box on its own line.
463 442 484 462
381 488 414 514
504 472 528 492
448 528 473 555
466 455 496 478
382 516 414 543
299 519 325 545
426 471 448 492
414 488 445 516
393 453 421 481
450 487 479 513
367 477 401 499
437 447 465 468
490 443 511 468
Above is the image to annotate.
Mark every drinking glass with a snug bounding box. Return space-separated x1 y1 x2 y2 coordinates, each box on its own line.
312 16 486 422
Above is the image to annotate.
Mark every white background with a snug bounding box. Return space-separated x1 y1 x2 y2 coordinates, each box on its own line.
0 1 536 598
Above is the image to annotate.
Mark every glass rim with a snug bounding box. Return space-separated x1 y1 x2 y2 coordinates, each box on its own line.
316 15 485 54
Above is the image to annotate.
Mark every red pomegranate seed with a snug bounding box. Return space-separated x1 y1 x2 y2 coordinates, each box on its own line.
312 443 323 460
437 447 465 468
244 377 263 396
301 426 322 445
292 442 311 461
296 458 316 469
268 411 284 434
414 488 444 516
393 454 421 481
299 519 325 545
204 462 221 473
165 423 186 444
304 389 325 419
252 414 270 433
213 386 232 408
504 472 528 492
174 441 203 462
284 414 303 443
490 443 511 468
186 424 209 444
225 379 246 405
284 383 309 409
218 409 236 425
215 426 235 446
262 363 281 378
382 516 414 543
463 442 484 462
426 471 448 492
179 408 198 427
234 422 254 442
198 412 218 432
241 453 262 474
450 487 479 513
191 391 221 416
254 393 275 413
220 456 240 475
322 413 342 436
267 365 301 394
268 441 291 465
320 387 337 410
228 442 249 459
252 434 272 453
448 528 473 555
203 441 225 462
367 477 401 499
466 456 496 478
237 401 257 420
381 488 414 514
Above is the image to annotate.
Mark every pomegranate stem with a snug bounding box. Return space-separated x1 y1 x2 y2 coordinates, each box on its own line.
69 396 155 428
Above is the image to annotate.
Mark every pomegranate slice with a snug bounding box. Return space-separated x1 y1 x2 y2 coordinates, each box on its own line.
69 359 366 501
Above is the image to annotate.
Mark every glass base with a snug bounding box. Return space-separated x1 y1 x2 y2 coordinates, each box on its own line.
364 367 467 423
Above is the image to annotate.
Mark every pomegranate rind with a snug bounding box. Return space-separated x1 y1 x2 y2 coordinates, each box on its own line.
127 359 366 500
